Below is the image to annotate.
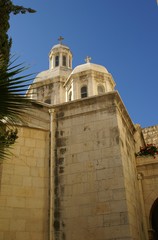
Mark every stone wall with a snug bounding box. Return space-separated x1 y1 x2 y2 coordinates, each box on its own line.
117 107 148 239
0 105 50 240
52 91 144 240
142 125 158 146
136 156 158 238
136 124 158 238
1 94 156 240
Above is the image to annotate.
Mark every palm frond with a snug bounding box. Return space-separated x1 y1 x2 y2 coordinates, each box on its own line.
0 58 35 124
0 58 35 159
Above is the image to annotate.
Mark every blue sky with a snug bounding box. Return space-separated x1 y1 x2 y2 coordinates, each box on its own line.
9 0 158 128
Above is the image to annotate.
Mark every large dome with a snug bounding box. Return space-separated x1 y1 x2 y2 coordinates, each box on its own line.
71 62 109 75
33 69 56 83
33 67 72 83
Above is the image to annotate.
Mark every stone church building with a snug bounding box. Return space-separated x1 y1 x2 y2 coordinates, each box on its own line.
0 40 158 240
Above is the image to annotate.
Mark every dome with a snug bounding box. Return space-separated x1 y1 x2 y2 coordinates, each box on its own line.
33 70 54 83
49 43 72 56
71 62 109 75
51 43 70 50
33 67 72 83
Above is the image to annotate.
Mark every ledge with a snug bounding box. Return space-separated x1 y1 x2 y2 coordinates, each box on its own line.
136 155 158 166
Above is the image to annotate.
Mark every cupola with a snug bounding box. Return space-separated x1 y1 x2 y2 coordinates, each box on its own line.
27 37 73 105
49 36 73 70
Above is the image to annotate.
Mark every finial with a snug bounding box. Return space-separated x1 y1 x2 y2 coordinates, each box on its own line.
85 56 91 63
58 36 64 44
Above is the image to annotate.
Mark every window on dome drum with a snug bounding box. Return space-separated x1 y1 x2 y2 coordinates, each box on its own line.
69 58 71 68
45 98 51 104
81 86 88 98
97 85 105 95
68 91 72 101
62 55 66 66
55 55 59 67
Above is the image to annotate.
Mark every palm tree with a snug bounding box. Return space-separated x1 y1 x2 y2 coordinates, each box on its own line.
0 1 36 68
0 1 35 160
0 58 34 159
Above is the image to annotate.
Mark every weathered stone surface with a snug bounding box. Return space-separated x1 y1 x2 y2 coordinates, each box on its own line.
0 106 49 240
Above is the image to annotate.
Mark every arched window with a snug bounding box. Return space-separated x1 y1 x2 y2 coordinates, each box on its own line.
97 85 105 95
68 91 72 101
81 86 88 98
62 55 66 66
55 55 59 67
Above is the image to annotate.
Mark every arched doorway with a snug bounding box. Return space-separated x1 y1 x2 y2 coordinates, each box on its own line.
150 198 158 240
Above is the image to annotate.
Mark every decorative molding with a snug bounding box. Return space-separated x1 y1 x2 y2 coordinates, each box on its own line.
95 78 105 83
79 75 88 81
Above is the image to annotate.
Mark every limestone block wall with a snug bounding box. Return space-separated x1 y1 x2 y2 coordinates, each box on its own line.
134 124 146 153
116 105 148 239
136 156 158 235
142 125 158 146
0 106 50 240
52 92 138 240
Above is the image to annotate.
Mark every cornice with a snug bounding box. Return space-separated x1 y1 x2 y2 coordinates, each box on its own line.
49 91 135 135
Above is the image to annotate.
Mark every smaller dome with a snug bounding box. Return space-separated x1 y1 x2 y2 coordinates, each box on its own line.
52 43 70 50
49 43 72 56
71 62 109 75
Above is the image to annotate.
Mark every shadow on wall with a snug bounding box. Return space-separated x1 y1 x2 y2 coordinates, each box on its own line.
150 198 158 240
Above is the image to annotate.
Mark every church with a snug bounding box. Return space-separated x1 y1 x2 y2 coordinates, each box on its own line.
0 38 158 240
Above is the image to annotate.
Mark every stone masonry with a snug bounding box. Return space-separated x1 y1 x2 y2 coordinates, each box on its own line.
0 104 50 240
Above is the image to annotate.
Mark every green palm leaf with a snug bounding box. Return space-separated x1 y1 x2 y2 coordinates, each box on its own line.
0 58 35 160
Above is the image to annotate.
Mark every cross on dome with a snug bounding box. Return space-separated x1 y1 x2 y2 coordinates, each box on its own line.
58 36 64 44
85 56 91 63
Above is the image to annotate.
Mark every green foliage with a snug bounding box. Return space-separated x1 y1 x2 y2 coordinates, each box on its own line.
0 1 36 159
0 59 33 122
0 125 18 160
0 0 36 67
136 144 158 158
10 5 36 15
0 127 18 147
0 1 12 68
0 58 34 159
